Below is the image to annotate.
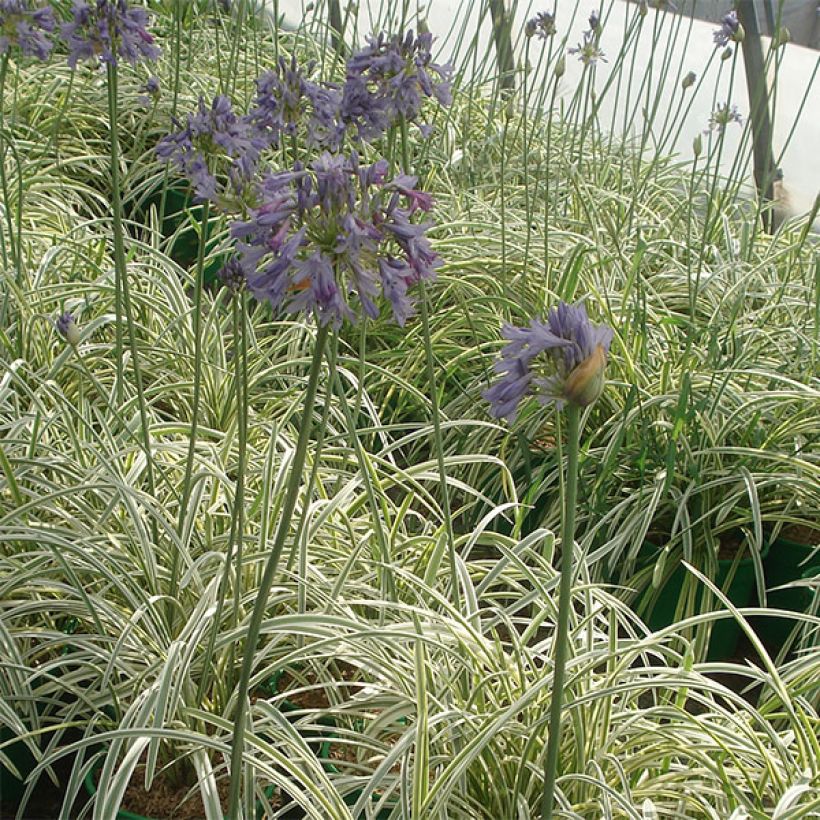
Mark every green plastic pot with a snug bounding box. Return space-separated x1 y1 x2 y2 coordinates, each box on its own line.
752 534 820 647
83 761 276 820
636 538 769 661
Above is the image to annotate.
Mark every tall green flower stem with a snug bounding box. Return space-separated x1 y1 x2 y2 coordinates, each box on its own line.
326 336 397 603
227 323 330 820
398 116 460 610
171 198 211 607
196 289 249 708
541 403 581 820
106 63 157 535
0 55 17 273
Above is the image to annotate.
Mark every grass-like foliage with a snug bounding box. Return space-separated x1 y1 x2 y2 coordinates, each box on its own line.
0 0 818 818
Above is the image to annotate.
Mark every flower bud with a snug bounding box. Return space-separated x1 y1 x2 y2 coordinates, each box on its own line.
773 27 790 47
693 133 702 157
562 343 608 407
554 54 566 78
638 1 647 18
56 312 80 347
733 22 744 43
681 70 696 91
721 45 733 61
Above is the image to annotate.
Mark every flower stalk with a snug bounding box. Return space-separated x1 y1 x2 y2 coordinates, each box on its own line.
227 323 330 820
541 401 580 819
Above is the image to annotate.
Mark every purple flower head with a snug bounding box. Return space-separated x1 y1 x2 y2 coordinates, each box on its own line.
0 0 55 59
483 301 614 420
230 152 440 327
525 11 556 39
706 102 743 133
713 10 739 47
588 9 600 30
217 257 245 294
156 95 266 206
142 74 159 95
569 29 606 66
247 57 344 150
61 0 160 68
344 29 452 134
55 311 81 346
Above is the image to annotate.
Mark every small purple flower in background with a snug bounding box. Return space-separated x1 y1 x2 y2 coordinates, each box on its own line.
231 151 440 327
569 14 606 66
138 73 159 106
61 0 160 67
713 10 740 47
344 29 453 132
706 102 743 133
588 9 600 30
55 311 81 346
525 11 556 40
156 95 266 206
0 0 55 60
484 301 614 421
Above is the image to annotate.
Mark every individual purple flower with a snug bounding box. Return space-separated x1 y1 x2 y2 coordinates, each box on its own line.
588 9 600 30
230 151 439 327
142 75 159 95
706 102 743 133
713 10 740 47
55 311 81 346
0 0 55 60
61 0 160 68
484 301 614 421
156 95 266 206
569 27 606 66
344 29 453 132
525 11 556 39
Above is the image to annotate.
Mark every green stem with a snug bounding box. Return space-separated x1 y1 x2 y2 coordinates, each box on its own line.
106 63 158 538
227 323 330 820
398 115 459 610
171 199 211 605
327 336 396 602
541 403 581 820
0 55 16 274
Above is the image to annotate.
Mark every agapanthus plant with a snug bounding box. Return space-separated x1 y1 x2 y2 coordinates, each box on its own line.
343 29 452 134
484 300 614 420
231 151 440 326
707 102 743 133
61 0 160 67
156 95 266 205
484 300 614 820
0 0 55 60
55 311 80 346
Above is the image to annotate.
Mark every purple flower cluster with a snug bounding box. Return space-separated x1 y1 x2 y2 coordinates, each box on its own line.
713 10 739 47
343 29 453 133
706 102 743 132
55 311 80 345
569 13 606 66
0 0 55 60
156 95 266 204
231 152 440 326
525 11 556 40
246 56 343 150
61 0 160 67
484 301 614 420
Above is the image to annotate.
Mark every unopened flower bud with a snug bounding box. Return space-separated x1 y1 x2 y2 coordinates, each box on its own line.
554 54 565 78
693 133 702 157
773 27 790 47
56 312 80 347
733 22 744 43
721 46 733 61
563 343 608 407
681 70 696 91
638 1 647 18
